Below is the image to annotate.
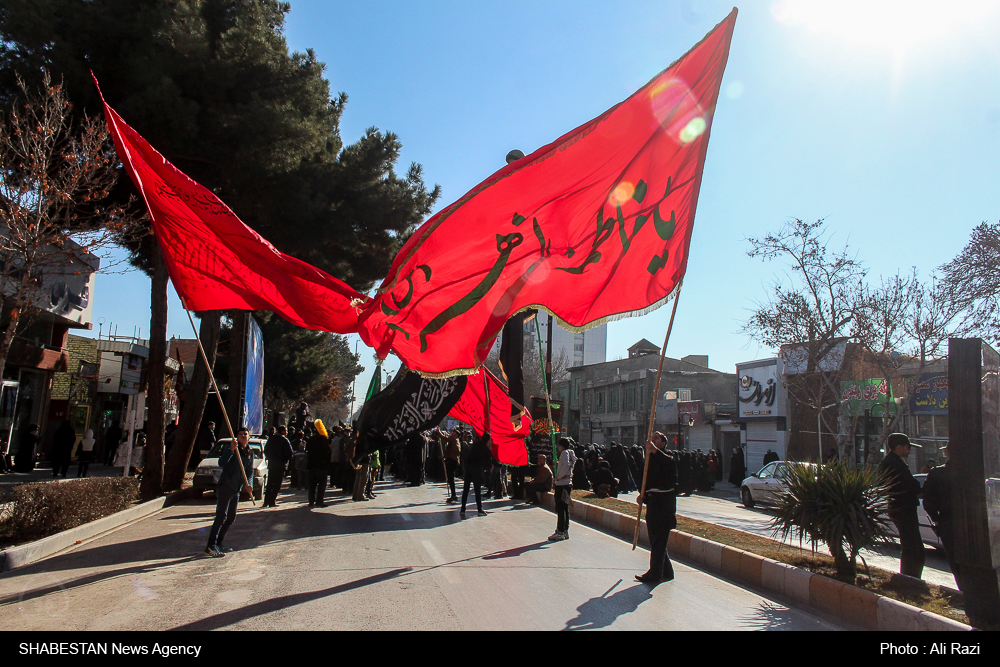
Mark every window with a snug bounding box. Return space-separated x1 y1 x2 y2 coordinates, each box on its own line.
596 390 606 413
623 383 636 411
609 386 620 412
574 343 584 352
78 361 98 378
758 462 777 478
917 415 934 438
935 415 949 438
583 390 593 414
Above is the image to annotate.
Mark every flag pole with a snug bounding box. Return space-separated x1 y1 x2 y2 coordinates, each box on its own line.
183 303 255 506
533 314 557 464
632 282 683 550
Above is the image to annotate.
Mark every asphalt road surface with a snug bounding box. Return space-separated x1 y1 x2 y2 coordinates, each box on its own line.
0 480 850 631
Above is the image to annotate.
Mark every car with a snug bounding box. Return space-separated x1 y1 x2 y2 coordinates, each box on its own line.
740 461 818 508
192 437 268 501
883 473 943 549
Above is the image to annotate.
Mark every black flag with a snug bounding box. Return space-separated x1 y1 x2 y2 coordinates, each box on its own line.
350 369 468 465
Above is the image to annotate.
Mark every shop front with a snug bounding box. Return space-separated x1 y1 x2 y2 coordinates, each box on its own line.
736 358 787 474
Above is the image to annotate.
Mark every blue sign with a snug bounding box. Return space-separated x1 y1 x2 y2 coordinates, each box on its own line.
243 317 265 434
910 374 947 415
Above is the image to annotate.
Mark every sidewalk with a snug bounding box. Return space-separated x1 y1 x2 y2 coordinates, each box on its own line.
0 462 126 489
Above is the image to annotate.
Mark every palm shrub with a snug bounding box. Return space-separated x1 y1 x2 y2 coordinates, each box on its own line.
769 461 892 584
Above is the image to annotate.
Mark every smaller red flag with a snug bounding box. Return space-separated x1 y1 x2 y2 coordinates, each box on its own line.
448 368 530 466
94 75 366 332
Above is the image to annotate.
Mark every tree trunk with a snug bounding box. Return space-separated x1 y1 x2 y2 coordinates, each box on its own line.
140 245 168 500
224 310 247 437
162 310 220 490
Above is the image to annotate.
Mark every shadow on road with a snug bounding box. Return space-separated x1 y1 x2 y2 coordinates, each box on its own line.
0 556 201 606
168 567 412 630
736 599 807 630
482 541 551 560
563 579 653 630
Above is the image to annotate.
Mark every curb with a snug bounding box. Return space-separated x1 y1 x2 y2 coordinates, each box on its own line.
537 491 967 632
0 487 194 573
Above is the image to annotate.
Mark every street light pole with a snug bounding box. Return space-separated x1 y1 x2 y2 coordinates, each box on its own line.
349 339 359 425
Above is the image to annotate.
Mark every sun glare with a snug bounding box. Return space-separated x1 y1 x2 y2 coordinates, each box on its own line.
771 0 998 55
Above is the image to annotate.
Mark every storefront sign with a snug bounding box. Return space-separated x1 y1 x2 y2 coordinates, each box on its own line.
909 374 948 415
840 378 897 418
737 359 785 418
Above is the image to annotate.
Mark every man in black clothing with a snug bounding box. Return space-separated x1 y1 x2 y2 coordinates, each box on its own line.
306 427 332 507
263 426 293 507
104 423 123 466
636 432 677 585
878 433 925 578
205 427 254 557
191 421 216 471
922 445 958 584
762 449 779 465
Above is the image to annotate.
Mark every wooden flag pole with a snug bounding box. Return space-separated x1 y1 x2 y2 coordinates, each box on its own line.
184 305 255 506
632 283 683 550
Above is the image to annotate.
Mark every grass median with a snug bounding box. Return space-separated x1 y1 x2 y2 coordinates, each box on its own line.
572 489 968 626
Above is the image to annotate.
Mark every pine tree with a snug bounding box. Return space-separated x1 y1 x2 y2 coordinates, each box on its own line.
1 0 440 494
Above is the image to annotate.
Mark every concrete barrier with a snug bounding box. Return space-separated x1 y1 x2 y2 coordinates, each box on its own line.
0 487 193 573
536 491 968 631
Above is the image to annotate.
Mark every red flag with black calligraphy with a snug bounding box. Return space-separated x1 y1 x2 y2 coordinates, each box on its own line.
358 10 737 375
448 368 531 466
95 77 365 333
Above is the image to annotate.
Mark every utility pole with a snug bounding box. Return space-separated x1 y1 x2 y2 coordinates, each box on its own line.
349 339 360 425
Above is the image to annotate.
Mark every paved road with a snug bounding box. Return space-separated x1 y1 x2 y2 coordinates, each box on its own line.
0 480 848 631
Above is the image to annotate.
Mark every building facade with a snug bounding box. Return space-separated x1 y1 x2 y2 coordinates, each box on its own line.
567 340 737 451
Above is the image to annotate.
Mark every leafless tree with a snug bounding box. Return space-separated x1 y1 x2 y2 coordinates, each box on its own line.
743 219 865 457
0 71 140 385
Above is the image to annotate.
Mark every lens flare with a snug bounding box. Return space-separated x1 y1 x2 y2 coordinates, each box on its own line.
679 117 707 143
609 182 635 206
648 77 708 144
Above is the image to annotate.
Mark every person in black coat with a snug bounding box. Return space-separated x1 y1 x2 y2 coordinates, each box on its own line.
306 428 332 507
878 433 925 579
263 425 293 507
608 442 636 493
461 433 490 516
636 432 677 585
51 420 76 478
14 424 39 472
922 445 958 584
728 446 746 486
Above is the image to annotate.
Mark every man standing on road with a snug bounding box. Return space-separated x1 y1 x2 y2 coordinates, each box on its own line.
205 427 254 558
636 432 677 584
263 426 293 507
549 438 577 541
879 433 925 579
307 420 332 507
441 427 461 503
922 444 958 584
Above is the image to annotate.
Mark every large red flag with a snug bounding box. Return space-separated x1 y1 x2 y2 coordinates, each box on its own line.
448 368 531 466
96 79 366 333
359 10 736 375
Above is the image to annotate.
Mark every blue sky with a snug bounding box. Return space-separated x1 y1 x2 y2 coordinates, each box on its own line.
86 1 1000 405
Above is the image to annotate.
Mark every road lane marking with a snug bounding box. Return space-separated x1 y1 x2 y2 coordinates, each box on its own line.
421 540 460 584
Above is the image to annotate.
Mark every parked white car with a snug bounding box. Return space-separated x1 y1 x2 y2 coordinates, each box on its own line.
192 437 267 501
740 461 818 508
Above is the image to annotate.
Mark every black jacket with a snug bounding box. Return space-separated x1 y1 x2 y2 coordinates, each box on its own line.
879 450 921 511
922 463 952 526
264 434 293 469
306 434 331 472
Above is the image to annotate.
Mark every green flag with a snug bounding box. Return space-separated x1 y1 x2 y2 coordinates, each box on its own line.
365 363 383 402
